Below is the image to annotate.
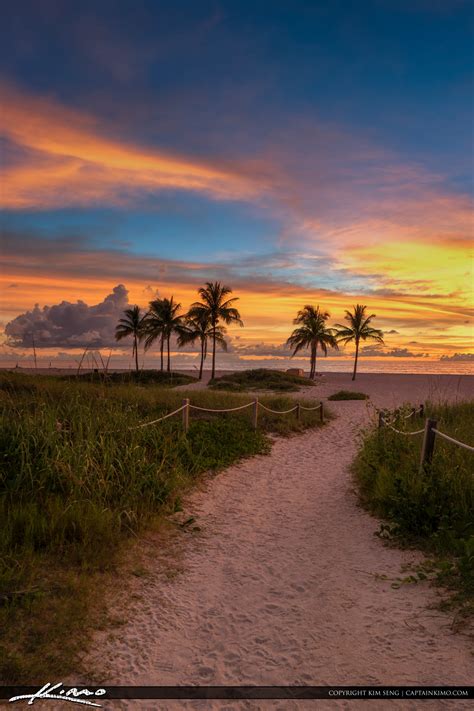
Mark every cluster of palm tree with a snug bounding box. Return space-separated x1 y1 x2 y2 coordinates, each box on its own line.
287 304 384 380
115 281 243 379
116 286 383 382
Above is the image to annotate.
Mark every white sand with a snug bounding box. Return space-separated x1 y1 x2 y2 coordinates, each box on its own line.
87 374 473 710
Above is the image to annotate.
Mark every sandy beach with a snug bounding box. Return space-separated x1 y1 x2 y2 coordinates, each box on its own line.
86 373 473 710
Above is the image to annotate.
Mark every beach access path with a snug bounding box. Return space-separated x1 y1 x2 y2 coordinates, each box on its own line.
88 373 474 710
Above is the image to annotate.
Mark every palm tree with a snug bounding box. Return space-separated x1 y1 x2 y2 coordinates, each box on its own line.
189 281 243 379
335 304 384 380
144 297 184 372
178 311 227 379
286 305 338 379
115 305 146 373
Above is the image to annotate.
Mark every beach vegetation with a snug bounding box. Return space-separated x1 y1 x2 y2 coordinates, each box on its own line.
0 371 327 681
353 400 474 618
209 368 316 392
328 390 369 400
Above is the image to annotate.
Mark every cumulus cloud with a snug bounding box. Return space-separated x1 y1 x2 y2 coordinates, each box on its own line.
5 284 129 348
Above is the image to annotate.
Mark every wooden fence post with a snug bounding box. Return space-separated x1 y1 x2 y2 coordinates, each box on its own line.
378 411 384 428
182 398 190 434
419 418 437 473
296 403 301 422
320 401 324 423
253 397 259 430
419 403 424 419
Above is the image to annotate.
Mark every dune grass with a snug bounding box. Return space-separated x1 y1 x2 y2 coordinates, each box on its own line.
68 369 197 387
353 400 474 620
209 368 315 392
328 390 368 401
0 371 327 682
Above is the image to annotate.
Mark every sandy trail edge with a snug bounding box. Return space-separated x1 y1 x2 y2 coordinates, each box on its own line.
86 374 473 711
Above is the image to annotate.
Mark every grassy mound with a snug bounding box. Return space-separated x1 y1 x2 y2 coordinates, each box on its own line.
353 400 474 619
0 372 327 681
328 390 368 401
209 368 315 392
67 369 197 387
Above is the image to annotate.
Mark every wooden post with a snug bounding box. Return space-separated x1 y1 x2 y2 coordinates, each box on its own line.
419 403 424 419
182 398 190 434
253 397 259 430
296 403 301 422
419 418 437 473
378 411 384 429
320 400 324 423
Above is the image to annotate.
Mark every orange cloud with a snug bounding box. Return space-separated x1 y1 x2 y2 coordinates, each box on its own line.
0 83 267 209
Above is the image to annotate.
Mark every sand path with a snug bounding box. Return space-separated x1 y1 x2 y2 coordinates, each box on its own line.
89 375 473 710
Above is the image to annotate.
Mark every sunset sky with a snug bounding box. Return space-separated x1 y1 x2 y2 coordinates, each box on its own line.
1 0 473 369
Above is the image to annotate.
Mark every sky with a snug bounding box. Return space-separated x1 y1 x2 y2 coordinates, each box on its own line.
0 0 473 369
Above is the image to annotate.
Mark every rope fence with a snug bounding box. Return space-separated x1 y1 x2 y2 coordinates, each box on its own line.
108 397 325 434
378 406 473 473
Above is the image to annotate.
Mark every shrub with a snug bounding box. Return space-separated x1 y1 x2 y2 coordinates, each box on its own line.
209 368 315 392
328 390 368 401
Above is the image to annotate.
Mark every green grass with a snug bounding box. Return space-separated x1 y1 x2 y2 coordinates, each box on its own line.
209 368 315 392
67 369 197 387
328 390 369 401
0 371 327 682
353 400 474 619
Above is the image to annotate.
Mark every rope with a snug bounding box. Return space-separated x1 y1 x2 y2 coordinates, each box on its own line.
189 402 254 413
404 406 423 419
105 405 186 433
432 429 474 452
382 419 425 436
105 396 324 433
258 403 299 415
299 403 322 411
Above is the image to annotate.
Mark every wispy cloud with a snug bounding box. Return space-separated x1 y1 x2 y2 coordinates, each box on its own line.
0 83 269 209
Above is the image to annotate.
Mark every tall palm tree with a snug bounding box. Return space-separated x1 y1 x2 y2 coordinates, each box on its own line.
335 304 384 380
189 281 243 379
286 305 338 379
178 311 227 380
115 305 146 373
144 297 184 372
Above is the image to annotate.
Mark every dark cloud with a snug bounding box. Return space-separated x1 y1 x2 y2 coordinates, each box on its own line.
440 352 474 361
5 284 129 349
360 345 427 357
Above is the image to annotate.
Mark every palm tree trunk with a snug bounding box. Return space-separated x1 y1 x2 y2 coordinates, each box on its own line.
134 334 139 373
310 343 316 379
160 333 164 372
199 338 205 379
314 343 318 377
167 334 171 372
352 339 359 381
211 325 216 379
